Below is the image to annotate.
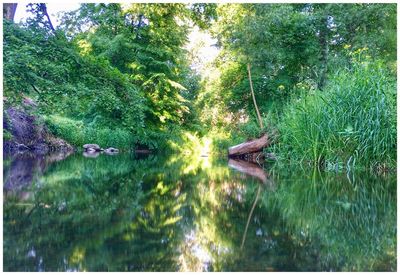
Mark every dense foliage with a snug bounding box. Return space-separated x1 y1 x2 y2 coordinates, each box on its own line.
4 3 208 149
197 3 396 168
3 3 396 167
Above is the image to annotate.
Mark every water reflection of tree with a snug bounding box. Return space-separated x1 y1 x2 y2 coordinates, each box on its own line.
259 166 396 271
4 153 180 271
3 153 396 271
176 162 396 271
179 165 325 271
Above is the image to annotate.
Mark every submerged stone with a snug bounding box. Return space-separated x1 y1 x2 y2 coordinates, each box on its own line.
104 147 119 154
83 144 101 151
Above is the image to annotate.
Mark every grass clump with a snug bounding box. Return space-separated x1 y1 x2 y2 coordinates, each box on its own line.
278 59 396 169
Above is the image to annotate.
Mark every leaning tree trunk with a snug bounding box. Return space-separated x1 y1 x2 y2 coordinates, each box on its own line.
247 63 264 129
317 15 329 90
227 66 270 161
3 3 17 21
39 3 55 32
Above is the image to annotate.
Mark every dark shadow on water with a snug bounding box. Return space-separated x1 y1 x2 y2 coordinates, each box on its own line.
4 151 73 196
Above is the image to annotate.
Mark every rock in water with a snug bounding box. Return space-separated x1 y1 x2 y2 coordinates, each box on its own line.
83 144 101 151
104 147 119 154
86 147 97 153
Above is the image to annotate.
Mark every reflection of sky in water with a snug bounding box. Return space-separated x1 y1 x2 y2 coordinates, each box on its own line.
180 230 212 271
191 244 212 270
180 229 232 272
27 247 36 258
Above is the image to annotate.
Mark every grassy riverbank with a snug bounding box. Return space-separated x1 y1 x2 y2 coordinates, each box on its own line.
195 55 396 172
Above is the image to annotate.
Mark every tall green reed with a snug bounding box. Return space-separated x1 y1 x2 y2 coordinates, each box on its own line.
278 59 396 169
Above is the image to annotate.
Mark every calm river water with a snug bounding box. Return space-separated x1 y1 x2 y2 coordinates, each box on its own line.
3 152 396 271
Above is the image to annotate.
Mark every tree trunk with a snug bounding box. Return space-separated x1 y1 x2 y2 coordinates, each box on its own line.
39 3 55 32
247 63 264 129
3 3 17 21
317 15 329 90
241 184 261 250
228 134 269 157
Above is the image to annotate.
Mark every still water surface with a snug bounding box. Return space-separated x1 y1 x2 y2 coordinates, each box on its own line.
3 152 396 271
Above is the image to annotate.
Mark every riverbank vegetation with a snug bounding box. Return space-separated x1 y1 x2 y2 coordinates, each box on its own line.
195 4 396 170
3 3 396 170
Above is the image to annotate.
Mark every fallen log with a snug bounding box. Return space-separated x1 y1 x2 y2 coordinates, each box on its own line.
228 134 269 157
